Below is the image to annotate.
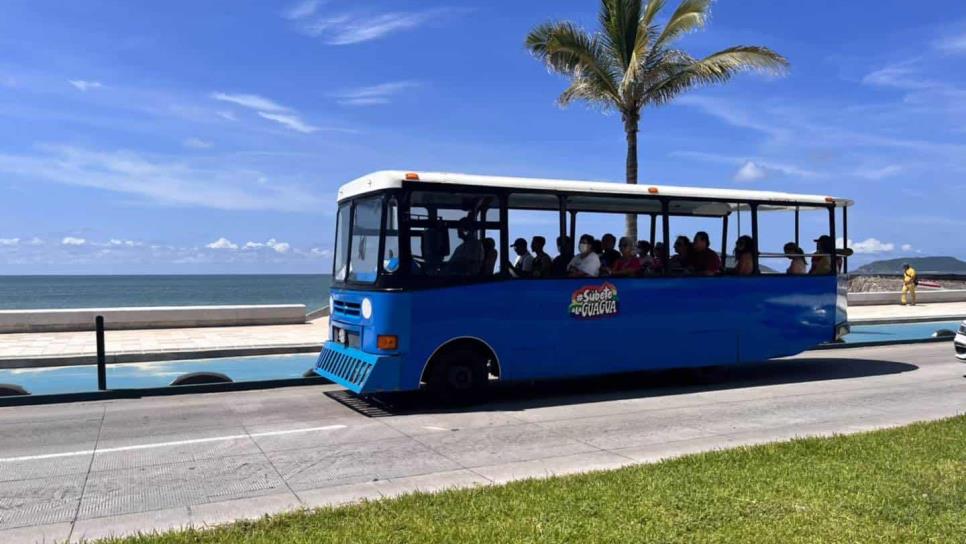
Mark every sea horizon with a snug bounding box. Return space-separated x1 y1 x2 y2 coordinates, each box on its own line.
0 274 333 311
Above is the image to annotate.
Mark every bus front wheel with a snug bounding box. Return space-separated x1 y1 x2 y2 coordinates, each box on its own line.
427 349 488 403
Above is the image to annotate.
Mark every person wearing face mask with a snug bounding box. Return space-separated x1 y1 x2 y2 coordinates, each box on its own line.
446 216 484 276
567 234 601 278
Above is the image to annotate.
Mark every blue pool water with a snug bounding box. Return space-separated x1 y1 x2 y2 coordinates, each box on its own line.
844 321 961 344
0 354 318 396
0 321 960 397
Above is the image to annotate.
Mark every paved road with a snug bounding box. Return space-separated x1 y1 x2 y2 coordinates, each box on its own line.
1 343 963 543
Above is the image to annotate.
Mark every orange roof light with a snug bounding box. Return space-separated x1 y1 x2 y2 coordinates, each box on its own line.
404 172 420 181
648 187 659 194
825 197 835 203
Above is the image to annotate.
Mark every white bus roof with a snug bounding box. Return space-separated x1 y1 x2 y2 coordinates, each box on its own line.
337 170 853 208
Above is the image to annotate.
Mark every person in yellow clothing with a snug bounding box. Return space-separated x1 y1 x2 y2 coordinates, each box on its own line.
901 263 917 306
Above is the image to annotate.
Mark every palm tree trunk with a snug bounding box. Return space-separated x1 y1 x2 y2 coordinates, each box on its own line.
623 111 639 241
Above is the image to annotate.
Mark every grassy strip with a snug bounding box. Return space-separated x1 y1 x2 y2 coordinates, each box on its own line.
104 417 965 544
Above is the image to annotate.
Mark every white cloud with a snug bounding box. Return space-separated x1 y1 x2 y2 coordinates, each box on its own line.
183 137 212 149
335 81 421 106
62 237 87 246
216 110 237 122
310 247 330 256
936 32 966 54
0 237 19 246
901 243 914 252
0 146 325 212
297 9 455 45
853 165 903 180
206 238 238 250
256 112 318 133
840 238 895 254
25 237 44 245
109 239 142 247
68 80 103 92
284 0 323 20
733 161 768 182
210 92 289 113
243 238 291 254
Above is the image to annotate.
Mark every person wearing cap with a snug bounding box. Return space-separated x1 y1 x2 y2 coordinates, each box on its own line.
510 237 534 277
809 235 834 275
784 242 807 275
901 263 917 306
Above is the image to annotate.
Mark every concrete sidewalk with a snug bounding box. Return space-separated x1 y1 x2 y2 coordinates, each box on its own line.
848 301 966 324
0 318 328 368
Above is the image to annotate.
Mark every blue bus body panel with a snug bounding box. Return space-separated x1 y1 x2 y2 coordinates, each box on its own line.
320 275 840 394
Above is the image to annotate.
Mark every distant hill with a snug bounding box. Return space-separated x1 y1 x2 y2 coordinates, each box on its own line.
855 256 966 274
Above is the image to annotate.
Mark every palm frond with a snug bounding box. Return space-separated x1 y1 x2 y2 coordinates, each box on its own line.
526 21 622 106
599 0 643 70
653 0 711 50
643 45 789 105
641 0 667 26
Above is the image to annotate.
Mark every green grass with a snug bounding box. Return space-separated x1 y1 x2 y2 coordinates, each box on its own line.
103 417 965 544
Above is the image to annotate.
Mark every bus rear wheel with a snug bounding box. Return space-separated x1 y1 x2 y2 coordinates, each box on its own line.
427 349 489 403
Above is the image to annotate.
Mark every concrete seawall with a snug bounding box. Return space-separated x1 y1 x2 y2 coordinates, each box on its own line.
0 305 307 333
848 289 966 306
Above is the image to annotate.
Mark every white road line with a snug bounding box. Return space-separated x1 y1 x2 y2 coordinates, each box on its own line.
0 424 347 463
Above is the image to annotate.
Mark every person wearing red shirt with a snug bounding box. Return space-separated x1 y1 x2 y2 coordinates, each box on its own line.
690 231 722 276
610 237 642 277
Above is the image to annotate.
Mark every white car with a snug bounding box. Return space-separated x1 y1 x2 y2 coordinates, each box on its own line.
956 320 966 361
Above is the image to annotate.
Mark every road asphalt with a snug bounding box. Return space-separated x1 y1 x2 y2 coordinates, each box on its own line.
0 342 963 543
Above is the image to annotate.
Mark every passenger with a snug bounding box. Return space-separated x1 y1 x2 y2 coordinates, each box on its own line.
592 238 604 258
600 233 621 268
690 231 722 276
567 234 601 278
636 240 654 269
447 217 484 276
734 235 755 275
610 237 642 277
551 235 573 277
669 235 693 274
652 242 668 273
784 242 807 275
481 237 497 276
809 235 834 275
510 237 534 277
531 236 553 278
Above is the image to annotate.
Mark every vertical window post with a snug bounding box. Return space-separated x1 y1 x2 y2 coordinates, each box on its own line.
751 203 760 275
829 205 837 275
499 193 509 276
661 200 670 275
721 214 729 263
569 210 577 245
649 213 657 247
842 205 849 274
558 195 567 242
794 206 801 248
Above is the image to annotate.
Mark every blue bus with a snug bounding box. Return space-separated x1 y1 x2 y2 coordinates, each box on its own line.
316 171 853 399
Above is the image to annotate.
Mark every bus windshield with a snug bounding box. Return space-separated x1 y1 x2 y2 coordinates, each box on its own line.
334 196 383 283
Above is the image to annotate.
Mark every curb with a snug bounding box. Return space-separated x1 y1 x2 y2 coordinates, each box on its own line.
0 344 323 369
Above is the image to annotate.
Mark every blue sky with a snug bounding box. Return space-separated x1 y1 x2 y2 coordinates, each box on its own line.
1 0 964 274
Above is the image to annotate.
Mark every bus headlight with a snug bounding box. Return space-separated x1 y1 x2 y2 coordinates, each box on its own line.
361 297 373 319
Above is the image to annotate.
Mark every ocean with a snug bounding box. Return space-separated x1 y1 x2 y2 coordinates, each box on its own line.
0 275 332 310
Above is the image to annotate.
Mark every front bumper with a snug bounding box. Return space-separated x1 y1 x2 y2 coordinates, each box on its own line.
314 341 403 394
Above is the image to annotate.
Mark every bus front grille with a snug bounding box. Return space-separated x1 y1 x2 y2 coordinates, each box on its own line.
316 347 374 386
332 300 362 317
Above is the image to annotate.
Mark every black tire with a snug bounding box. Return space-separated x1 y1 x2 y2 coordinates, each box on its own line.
427 348 489 404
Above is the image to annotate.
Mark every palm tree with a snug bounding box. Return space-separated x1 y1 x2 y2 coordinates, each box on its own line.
526 0 788 240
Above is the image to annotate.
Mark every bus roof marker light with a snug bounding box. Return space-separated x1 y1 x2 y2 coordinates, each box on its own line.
405 172 420 181
825 197 835 203
648 187 659 194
